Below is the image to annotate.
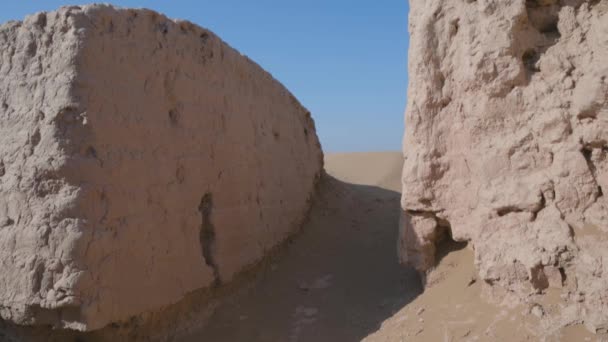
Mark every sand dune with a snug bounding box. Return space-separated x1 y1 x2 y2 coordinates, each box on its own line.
324 152 404 191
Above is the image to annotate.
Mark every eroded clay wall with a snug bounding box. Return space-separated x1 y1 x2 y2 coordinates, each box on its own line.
0 5 323 331
400 0 608 332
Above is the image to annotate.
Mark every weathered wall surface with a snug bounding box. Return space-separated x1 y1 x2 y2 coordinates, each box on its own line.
0 5 323 331
400 0 608 332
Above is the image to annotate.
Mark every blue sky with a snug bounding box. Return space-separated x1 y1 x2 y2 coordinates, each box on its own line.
1 1 409 152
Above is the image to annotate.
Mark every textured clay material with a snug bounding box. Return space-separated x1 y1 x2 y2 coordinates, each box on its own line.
400 0 608 333
0 5 323 331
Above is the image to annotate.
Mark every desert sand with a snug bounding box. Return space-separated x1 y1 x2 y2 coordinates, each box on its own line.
187 152 415 341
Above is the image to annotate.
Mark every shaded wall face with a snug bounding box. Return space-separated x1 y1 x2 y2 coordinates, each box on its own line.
0 5 323 331
401 0 608 331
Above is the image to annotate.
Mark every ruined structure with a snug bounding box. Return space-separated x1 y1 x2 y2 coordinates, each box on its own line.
400 0 608 332
0 5 322 331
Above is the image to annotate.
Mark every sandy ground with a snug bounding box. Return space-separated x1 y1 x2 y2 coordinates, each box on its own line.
187 152 418 341
189 152 599 342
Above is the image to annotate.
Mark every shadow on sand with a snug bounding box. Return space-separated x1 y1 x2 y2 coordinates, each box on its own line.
0 175 423 342
188 175 422 341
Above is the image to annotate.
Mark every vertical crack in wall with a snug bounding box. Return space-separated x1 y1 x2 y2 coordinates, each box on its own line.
582 145 605 200
198 193 220 286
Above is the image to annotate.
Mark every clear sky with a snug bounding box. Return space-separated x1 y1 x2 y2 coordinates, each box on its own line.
1 1 409 153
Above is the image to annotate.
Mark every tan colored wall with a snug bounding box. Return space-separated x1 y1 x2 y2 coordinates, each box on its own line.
0 5 323 331
401 0 608 332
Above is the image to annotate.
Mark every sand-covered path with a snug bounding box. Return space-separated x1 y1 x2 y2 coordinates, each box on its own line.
190 152 421 341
